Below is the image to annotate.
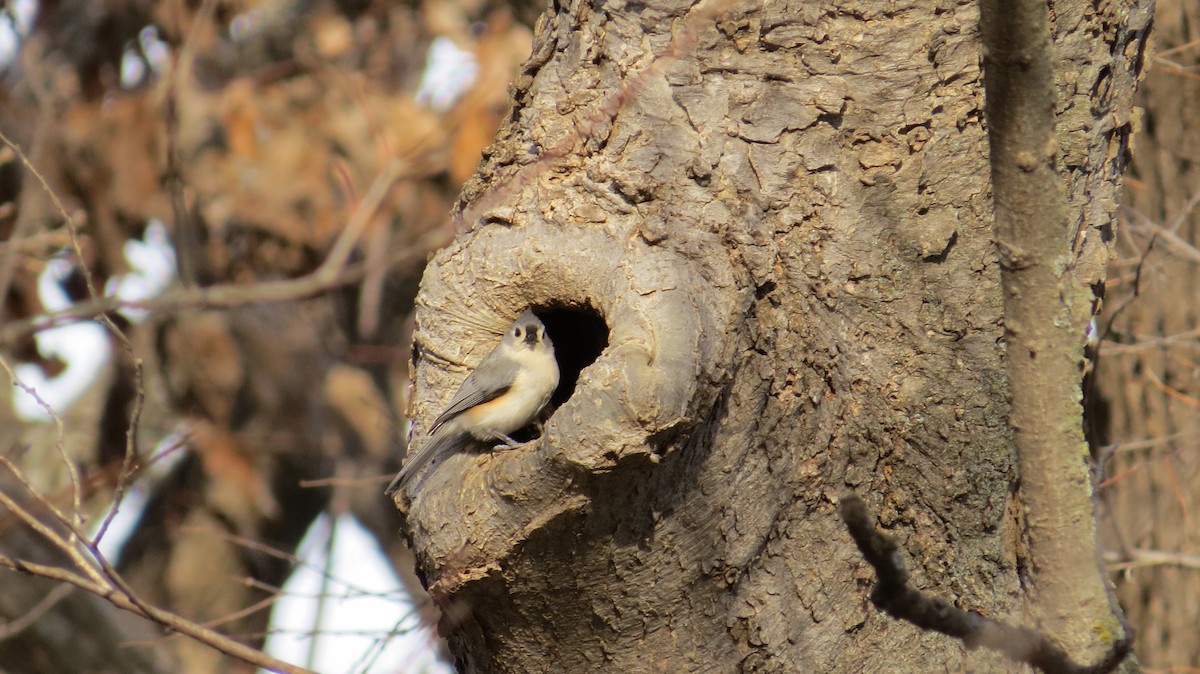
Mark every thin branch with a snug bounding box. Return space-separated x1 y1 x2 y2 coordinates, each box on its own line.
104 581 313 674
306 515 337 670
0 583 75 639
978 0 1129 656
1127 208 1200 266
0 360 152 618
0 341 82 535
1105 548 1200 573
179 523 383 598
0 457 107 588
0 415 311 673
1144 370 1200 410
0 553 109 596
0 229 73 256
0 493 315 674
838 495 1132 674
1155 38 1200 59
348 609 429 674
0 236 437 348
0 127 152 549
93 353 147 545
322 158 411 275
161 0 220 286
1096 429 1200 455
123 577 288 650
0 134 45 327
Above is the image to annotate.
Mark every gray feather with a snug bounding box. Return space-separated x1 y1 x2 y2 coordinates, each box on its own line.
429 334 523 432
384 430 471 495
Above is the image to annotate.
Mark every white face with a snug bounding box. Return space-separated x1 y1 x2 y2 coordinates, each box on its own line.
509 317 549 351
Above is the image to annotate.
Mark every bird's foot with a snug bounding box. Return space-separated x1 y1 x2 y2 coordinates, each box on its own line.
490 432 522 449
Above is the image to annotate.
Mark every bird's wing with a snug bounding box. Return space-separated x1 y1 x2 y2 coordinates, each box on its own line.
384 429 471 495
429 348 520 432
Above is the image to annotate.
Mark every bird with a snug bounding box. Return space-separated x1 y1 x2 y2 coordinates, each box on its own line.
385 309 559 495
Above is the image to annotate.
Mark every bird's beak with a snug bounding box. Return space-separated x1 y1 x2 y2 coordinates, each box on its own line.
524 329 539 346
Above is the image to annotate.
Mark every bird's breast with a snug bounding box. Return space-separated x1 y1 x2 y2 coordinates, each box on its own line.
457 352 559 439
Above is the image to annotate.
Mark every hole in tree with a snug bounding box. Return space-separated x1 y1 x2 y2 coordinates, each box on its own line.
533 305 609 408
504 304 609 446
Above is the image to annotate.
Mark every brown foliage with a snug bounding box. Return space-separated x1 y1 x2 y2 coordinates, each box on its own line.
1 0 530 670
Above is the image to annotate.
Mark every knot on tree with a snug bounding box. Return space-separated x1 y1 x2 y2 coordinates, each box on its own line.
399 220 730 594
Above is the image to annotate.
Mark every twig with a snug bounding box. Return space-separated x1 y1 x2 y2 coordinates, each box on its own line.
1096 429 1200 456
348 609 428 674
0 463 316 674
0 229 73 256
180 523 382 598
0 126 150 546
838 495 1132 674
0 354 80 527
0 583 75 639
0 235 437 348
0 553 315 674
1129 212 1200 266
0 458 107 588
123 577 288 650
0 133 45 326
0 382 307 674
92 352 146 545
1144 370 1200 411
1105 548 1200 573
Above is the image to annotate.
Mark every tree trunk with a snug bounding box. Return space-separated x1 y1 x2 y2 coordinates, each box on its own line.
1095 0 1200 667
397 0 1149 672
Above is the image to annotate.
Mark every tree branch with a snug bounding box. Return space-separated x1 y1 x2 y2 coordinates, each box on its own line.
978 0 1129 656
839 495 1132 674
0 439 317 674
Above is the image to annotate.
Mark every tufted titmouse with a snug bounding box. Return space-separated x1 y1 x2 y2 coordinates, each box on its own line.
385 309 560 495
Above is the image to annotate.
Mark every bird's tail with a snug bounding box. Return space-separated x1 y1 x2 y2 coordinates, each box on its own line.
384 430 470 496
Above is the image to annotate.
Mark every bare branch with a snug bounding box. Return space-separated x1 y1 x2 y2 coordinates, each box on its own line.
0 496 316 674
978 0 1129 656
0 128 150 551
839 495 1132 674
1105 548 1200 573
0 457 106 588
0 583 74 639
0 406 313 673
0 239 437 348
92 353 146 544
0 350 83 534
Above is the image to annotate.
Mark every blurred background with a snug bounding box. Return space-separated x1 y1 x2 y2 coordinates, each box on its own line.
0 0 1197 672
0 0 537 671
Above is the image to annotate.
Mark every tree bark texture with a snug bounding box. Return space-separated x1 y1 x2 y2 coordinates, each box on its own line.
1095 0 1200 667
398 0 1149 672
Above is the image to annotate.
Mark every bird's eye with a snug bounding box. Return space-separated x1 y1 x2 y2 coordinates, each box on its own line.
514 327 523 338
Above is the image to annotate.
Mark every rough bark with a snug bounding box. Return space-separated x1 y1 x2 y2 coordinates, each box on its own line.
397 0 1148 672
1094 0 1200 667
